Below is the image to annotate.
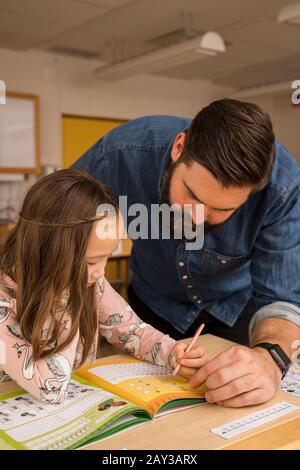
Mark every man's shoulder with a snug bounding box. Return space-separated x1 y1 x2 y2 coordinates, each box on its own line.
270 142 300 200
100 115 191 152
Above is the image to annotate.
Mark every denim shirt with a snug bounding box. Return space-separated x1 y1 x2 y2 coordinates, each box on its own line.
72 115 300 334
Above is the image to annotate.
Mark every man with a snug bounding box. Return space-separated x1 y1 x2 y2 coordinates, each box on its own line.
73 99 300 407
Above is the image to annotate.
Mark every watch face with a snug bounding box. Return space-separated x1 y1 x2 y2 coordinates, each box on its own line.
270 345 291 379
272 345 291 367
254 343 291 379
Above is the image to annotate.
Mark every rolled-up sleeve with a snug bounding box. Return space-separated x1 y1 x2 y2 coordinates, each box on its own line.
249 301 300 336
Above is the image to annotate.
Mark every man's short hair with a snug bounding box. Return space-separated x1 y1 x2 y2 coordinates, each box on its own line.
182 98 275 190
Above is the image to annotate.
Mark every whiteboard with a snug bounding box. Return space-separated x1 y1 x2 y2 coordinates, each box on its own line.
0 92 40 173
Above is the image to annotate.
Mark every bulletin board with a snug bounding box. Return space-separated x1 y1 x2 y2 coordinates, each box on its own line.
0 92 40 174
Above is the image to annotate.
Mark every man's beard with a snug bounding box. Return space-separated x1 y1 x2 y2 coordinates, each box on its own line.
159 161 227 237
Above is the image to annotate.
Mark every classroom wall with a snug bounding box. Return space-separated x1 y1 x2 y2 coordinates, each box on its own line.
272 93 300 163
1 46 298 166
231 89 300 163
0 47 233 168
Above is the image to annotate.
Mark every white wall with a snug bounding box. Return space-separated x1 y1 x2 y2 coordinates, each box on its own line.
0 47 232 167
231 86 300 162
273 93 300 162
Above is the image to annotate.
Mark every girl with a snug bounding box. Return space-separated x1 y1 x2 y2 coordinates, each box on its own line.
0 170 207 404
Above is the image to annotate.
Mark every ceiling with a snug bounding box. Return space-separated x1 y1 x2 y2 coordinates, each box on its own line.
0 0 300 89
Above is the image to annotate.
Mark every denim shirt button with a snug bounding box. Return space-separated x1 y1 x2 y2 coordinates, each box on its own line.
187 285 193 288
182 275 188 280
178 261 185 267
192 295 198 300
197 300 202 304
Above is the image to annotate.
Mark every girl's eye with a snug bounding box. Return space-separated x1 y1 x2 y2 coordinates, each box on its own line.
87 262 97 266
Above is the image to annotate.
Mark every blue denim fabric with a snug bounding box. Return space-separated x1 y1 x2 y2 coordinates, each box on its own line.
72 115 300 333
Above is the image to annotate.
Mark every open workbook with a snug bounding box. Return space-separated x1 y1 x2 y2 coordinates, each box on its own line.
0 356 207 450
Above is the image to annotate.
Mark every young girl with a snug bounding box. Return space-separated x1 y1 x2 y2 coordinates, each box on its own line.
0 170 207 404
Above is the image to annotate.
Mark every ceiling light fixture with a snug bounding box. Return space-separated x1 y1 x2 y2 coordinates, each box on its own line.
94 31 225 81
278 1 300 26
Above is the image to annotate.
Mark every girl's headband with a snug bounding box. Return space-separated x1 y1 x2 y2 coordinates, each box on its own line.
18 212 108 228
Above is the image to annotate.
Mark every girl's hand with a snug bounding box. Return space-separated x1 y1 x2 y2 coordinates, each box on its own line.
173 342 209 379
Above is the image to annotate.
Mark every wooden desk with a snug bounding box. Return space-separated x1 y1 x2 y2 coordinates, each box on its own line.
1 334 300 450
84 335 300 450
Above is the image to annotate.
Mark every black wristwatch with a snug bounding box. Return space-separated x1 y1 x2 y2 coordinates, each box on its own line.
253 342 291 379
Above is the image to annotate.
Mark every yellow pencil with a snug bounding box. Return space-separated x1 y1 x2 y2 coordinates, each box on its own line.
172 323 205 376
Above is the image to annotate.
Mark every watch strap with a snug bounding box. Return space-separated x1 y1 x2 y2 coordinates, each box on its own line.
253 342 290 379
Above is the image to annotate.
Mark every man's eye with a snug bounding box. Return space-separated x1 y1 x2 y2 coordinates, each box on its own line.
186 190 197 201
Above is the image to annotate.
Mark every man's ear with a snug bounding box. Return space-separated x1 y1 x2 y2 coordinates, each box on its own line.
171 132 186 163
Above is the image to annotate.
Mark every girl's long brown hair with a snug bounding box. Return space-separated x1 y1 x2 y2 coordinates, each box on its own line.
0 169 118 365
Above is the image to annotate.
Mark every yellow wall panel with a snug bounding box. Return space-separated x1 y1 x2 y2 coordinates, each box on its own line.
62 114 129 297
62 115 126 168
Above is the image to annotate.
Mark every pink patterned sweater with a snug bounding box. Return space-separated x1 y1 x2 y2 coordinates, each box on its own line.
0 273 176 403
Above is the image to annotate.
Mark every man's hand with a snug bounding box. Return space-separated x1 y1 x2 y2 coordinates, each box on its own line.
173 342 208 378
189 345 282 407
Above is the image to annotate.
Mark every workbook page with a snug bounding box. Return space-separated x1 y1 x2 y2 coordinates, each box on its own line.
79 359 206 415
0 378 143 450
281 365 300 398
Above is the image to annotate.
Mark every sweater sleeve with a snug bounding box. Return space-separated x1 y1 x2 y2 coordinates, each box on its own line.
96 278 176 368
0 287 79 404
